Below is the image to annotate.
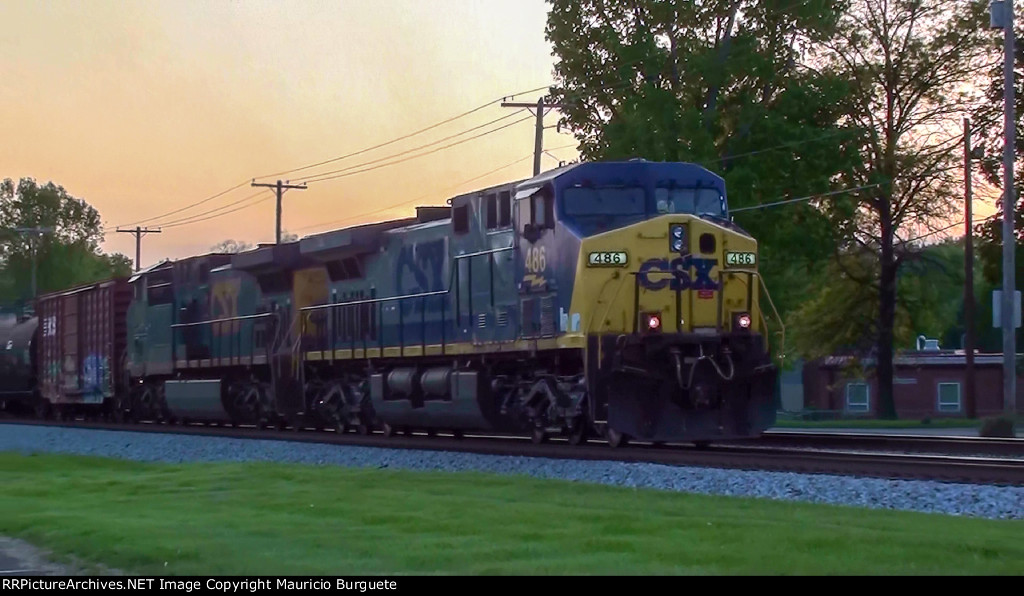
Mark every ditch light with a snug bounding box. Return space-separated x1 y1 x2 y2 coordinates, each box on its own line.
641 311 662 333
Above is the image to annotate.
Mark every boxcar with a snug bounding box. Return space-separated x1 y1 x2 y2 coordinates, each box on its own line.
36 278 132 418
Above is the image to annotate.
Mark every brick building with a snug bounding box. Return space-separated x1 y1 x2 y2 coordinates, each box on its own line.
801 351 1024 419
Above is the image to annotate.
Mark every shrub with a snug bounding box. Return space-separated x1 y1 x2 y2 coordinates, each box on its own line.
979 416 1016 438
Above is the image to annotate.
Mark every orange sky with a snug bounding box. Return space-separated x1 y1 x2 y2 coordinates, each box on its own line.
1 1 998 268
0 0 580 267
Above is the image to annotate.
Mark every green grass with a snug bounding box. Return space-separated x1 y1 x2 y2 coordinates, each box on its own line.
1 452 1023 575
772 417 983 429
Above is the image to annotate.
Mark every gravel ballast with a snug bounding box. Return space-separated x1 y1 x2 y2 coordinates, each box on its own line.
2 423 1022 520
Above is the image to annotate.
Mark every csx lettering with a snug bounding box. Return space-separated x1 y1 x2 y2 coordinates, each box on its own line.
638 256 719 291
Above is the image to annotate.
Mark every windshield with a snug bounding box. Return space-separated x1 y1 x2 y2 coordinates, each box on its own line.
563 187 646 216
655 188 725 217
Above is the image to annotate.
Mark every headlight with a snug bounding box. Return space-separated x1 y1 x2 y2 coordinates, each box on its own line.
640 311 662 333
671 238 683 251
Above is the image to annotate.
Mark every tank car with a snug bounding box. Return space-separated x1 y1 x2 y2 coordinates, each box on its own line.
0 313 38 415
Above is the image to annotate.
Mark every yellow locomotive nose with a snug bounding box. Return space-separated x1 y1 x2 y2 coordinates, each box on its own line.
570 213 764 338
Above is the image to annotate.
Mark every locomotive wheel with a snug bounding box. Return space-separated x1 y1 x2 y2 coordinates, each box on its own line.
356 422 370 435
606 428 629 448
531 427 548 445
381 423 395 438
34 400 53 421
567 422 588 446
452 430 464 440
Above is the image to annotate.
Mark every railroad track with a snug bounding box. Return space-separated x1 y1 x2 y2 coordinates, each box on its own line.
3 416 1023 486
759 429 1024 457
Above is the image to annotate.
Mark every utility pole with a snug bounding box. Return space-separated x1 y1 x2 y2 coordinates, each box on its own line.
116 226 161 272
12 227 53 303
965 117 977 419
251 180 307 244
991 0 1017 415
501 96 565 176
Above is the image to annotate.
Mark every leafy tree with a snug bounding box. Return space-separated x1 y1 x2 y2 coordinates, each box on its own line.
0 178 131 306
809 0 991 418
210 239 255 254
545 0 858 320
210 231 298 254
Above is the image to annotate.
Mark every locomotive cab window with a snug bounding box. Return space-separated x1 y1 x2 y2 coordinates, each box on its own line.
531 190 554 229
655 187 726 217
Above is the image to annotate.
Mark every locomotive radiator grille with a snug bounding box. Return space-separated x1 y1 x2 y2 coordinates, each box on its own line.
540 297 555 336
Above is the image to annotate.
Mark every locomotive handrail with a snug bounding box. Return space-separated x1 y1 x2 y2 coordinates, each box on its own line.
297 245 515 313
298 244 515 358
299 289 448 311
170 312 274 328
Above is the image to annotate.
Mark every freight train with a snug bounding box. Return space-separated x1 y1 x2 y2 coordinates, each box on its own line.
0 160 781 446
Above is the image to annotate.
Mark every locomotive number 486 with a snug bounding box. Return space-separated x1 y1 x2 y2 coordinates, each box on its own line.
587 251 628 267
525 246 547 273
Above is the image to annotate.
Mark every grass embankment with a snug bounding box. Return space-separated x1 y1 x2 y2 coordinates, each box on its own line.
1 452 1022 575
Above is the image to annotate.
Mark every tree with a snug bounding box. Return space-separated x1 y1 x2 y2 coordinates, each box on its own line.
545 0 859 320
812 0 991 418
0 178 131 306
210 230 300 254
210 239 255 254
791 239 974 361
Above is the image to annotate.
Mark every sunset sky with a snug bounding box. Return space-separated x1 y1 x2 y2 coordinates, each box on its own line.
1 1 998 269
1 0 579 267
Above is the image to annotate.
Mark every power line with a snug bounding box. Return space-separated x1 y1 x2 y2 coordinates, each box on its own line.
293 152 539 233
113 180 250 228
288 110 529 183
113 84 551 229
161 195 275 230
292 144 576 234
501 97 565 175
250 180 307 244
730 184 884 213
151 116 541 231
157 189 272 229
302 114 535 185
254 84 551 180
116 226 161 272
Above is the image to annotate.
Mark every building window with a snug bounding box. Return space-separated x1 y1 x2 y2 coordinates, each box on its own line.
846 382 870 413
937 382 961 413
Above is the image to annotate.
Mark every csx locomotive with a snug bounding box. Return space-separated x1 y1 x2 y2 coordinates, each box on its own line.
0 160 780 446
